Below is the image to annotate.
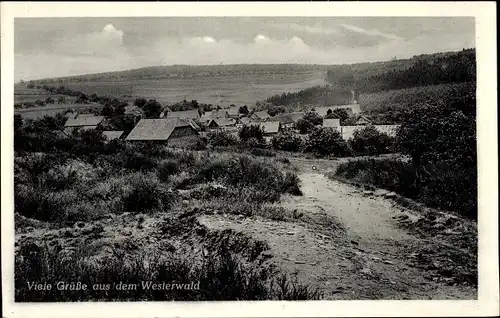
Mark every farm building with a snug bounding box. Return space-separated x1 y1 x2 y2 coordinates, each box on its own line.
288 112 305 123
102 131 124 141
124 105 144 117
355 116 372 125
64 111 78 119
209 110 229 119
207 118 236 129
159 106 173 118
125 118 200 147
322 118 341 131
259 121 281 136
64 115 104 135
250 111 271 121
227 107 241 119
273 114 295 129
165 109 201 121
200 111 212 123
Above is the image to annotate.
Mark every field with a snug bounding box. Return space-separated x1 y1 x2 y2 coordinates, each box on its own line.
14 103 102 120
14 87 76 104
63 72 328 107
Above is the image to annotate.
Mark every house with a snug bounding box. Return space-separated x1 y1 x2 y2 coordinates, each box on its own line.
273 114 295 129
125 118 199 147
288 112 305 123
124 105 144 117
200 111 213 123
355 116 372 125
209 110 229 119
322 118 341 131
227 107 241 119
165 109 201 121
238 117 252 126
159 106 173 118
259 121 281 136
64 111 78 119
102 130 124 141
207 118 236 129
250 111 271 121
64 115 104 135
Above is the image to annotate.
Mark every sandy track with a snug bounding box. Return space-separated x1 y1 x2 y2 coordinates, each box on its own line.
200 160 477 300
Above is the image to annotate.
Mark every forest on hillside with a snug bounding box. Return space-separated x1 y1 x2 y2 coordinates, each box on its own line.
326 49 475 93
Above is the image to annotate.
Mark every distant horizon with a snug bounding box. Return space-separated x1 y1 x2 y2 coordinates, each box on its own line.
15 17 475 82
16 47 475 84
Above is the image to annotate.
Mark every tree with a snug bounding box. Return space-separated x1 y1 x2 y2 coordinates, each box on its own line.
271 133 303 152
302 112 323 126
35 99 46 107
143 99 163 118
76 93 89 104
57 96 66 104
239 124 264 143
295 118 315 134
349 126 394 155
101 103 115 117
45 97 55 104
239 105 249 115
325 108 350 124
305 127 350 157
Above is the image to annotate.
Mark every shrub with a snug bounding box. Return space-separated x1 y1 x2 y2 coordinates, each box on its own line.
207 130 238 147
157 159 179 182
239 125 264 143
271 133 303 152
122 174 174 213
304 128 351 157
280 172 302 195
349 126 395 156
15 242 321 301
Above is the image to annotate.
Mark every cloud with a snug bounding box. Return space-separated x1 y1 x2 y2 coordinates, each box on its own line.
51 23 125 57
273 22 340 35
340 24 404 40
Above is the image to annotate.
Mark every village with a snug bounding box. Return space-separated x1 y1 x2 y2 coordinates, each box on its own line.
55 95 400 148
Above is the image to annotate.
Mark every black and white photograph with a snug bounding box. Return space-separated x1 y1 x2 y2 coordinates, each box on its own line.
1 2 498 317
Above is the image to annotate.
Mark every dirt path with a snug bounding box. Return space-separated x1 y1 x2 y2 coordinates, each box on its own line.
199 159 477 300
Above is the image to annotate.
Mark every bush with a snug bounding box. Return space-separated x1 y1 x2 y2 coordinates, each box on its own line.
271 133 303 152
123 175 174 213
349 126 395 156
15 241 321 301
207 130 238 147
304 128 351 157
280 172 302 195
239 125 264 143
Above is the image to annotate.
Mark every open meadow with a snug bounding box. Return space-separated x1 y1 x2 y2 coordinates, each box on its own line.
63 72 328 107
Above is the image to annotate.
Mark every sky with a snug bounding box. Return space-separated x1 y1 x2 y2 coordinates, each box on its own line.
14 17 475 81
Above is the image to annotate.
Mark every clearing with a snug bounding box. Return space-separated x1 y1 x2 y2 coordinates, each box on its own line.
199 157 477 300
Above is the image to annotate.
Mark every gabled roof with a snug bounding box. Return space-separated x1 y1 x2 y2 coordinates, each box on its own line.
355 115 372 124
239 117 252 125
64 111 78 119
323 118 341 128
227 107 240 116
209 110 228 119
64 115 104 127
273 114 294 124
200 111 212 122
124 105 144 116
259 121 280 134
288 112 305 122
208 118 236 127
103 131 124 140
126 118 197 141
166 109 200 119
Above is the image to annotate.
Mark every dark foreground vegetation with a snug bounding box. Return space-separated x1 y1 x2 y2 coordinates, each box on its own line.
332 89 477 219
14 114 321 301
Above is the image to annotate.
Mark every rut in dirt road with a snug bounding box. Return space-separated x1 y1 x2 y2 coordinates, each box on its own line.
297 172 410 245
